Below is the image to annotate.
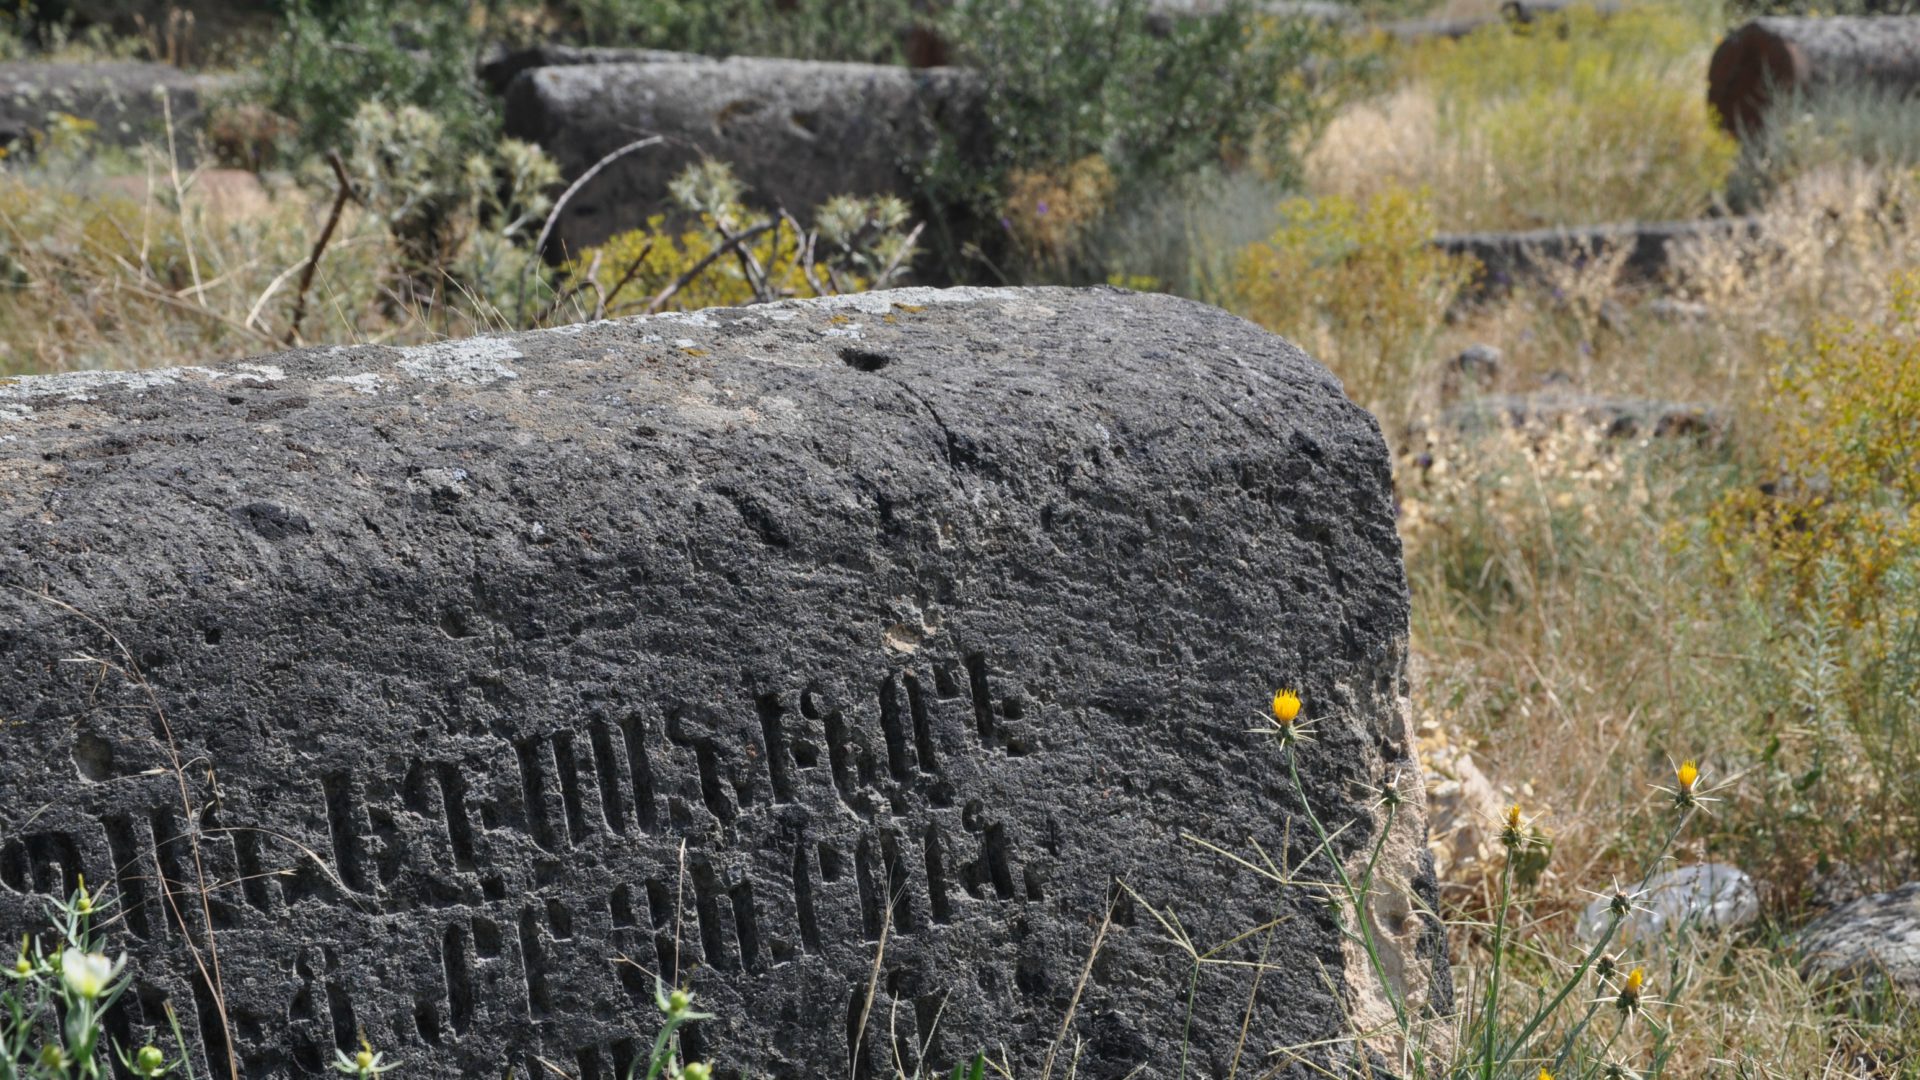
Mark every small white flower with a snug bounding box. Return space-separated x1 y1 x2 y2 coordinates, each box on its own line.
60 948 124 1000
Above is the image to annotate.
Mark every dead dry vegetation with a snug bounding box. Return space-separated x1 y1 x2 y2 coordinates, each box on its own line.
2 0 1918 1076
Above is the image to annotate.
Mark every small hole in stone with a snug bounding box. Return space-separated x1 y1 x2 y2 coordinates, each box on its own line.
839 347 892 373
202 627 223 646
790 738 819 768
73 733 113 782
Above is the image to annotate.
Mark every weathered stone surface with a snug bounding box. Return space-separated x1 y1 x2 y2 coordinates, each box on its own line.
0 286 1445 1078
1378 0 1624 43
0 61 231 153
1800 882 1920 1000
478 45 706 96
1575 864 1760 945
502 57 982 258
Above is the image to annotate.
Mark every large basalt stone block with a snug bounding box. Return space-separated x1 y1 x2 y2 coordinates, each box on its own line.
0 287 1445 1078
0 61 231 154
502 57 983 259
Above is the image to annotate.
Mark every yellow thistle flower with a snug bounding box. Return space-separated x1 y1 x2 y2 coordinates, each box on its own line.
1271 689 1302 724
1613 966 1649 1015
1506 804 1522 830
1676 760 1699 792
1539 1069 1554 1080
1660 756 1719 812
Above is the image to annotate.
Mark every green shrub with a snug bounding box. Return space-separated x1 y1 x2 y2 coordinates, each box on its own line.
337 99 557 298
1689 272 1920 902
568 160 921 317
921 0 1329 279
1233 185 1472 416
258 0 495 161
545 0 923 64
1709 273 1920 615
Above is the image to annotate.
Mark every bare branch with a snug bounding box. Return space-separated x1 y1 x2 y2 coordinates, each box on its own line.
519 134 666 316
286 150 356 346
643 220 776 315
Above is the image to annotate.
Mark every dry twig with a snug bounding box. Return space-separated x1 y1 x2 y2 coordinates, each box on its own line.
286 151 357 346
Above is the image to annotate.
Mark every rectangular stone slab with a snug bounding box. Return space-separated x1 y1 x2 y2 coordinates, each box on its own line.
502 57 982 259
0 287 1445 1079
0 61 231 153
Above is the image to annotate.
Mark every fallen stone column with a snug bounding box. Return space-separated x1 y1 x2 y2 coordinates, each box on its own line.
1434 217 1761 296
503 57 983 259
1378 0 1625 43
0 287 1444 1079
1710 16 1920 136
0 60 233 155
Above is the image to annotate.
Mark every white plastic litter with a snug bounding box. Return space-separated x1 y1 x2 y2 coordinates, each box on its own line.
1576 862 1761 945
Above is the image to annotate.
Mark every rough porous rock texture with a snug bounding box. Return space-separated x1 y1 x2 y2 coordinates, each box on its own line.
1800 882 1920 1001
0 61 228 152
479 45 706 96
503 57 982 258
0 287 1446 1079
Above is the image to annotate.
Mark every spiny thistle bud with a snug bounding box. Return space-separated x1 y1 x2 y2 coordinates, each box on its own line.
1500 804 1527 851
1377 769 1404 809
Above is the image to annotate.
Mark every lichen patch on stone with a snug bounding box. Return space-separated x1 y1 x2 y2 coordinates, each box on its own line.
0 363 279 417
325 373 386 395
393 338 523 385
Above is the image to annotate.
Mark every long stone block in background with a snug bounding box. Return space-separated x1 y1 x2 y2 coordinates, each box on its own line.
0 60 231 154
503 57 983 259
0 287 1444 1078
1710 16 1920 137
1434 217 1761 296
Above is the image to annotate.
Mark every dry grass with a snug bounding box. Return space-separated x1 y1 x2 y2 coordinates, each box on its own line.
1279 9 1920 1065
0 154 508 377
1368 140 1920 1080
1311 2 1735 230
